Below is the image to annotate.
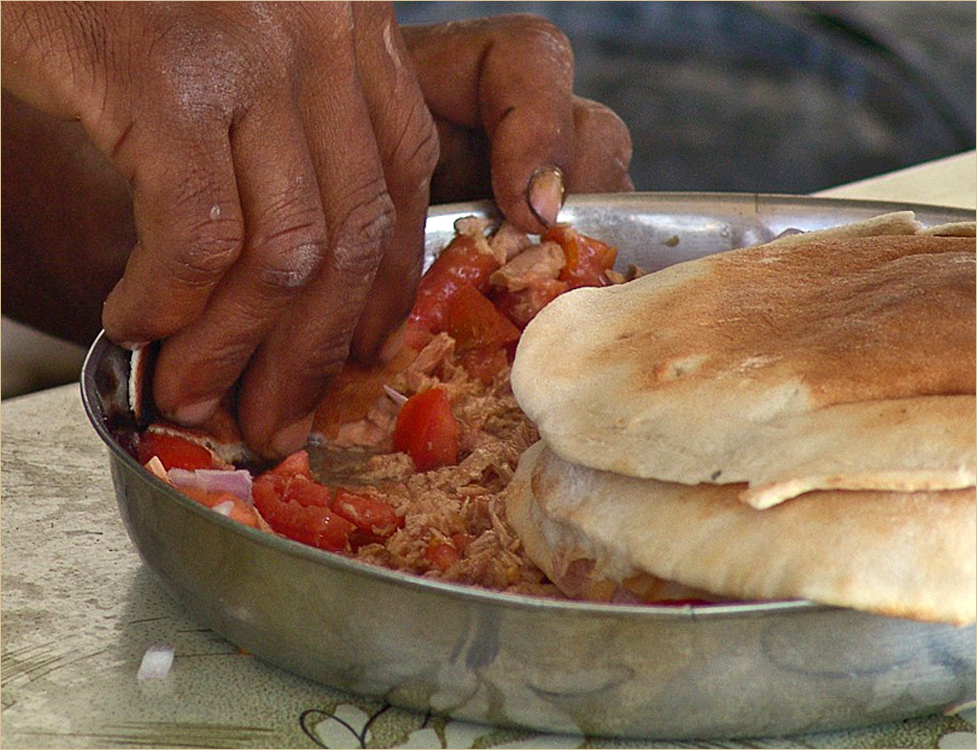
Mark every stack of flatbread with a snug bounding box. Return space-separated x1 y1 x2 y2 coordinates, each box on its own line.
507 212 976 625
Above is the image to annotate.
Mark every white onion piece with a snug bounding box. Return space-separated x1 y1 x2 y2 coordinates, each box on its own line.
383 384 408 406
137 643 175 680
144 456 171 483
168 468 253 504
213 500 235 517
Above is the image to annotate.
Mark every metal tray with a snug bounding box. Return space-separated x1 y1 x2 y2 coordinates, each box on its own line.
82 193 976 740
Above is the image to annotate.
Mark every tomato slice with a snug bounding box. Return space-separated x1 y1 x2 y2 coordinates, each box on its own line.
392 387 460 471
267 449 313 480
138 431 216 471
408 234 500 346
425 541 461 572
457 346 510 385
253 473 354 552
491 278 568 330
442 283 521 352
177 486 261 528
544 225 618 289
333 488 403 537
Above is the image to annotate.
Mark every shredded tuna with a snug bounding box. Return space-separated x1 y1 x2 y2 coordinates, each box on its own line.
489 221 535 265
489 241 566 292
312 327 559 597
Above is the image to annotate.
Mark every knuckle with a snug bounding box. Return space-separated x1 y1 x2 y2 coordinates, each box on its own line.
253 236 328 294
504 15 574 68
168 218 245 285
390 112 441 193
331 185 396 276
250 201 329 293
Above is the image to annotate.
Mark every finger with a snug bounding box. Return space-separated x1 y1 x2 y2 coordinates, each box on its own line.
563 97 634 193
151 98 329 425
347 3 440 363
427 96 633 203
101 124 245 346
404 15 576 232
237 8 395 457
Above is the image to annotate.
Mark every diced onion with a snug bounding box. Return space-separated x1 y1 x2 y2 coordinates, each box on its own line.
137 643 175 680
213 500 235 517
168 468 253 504
144 456 171 483
383 385 409 406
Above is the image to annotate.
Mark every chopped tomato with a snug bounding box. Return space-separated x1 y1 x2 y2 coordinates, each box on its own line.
281 474 332 508
253 473 354 552
408 234 500 346
392 387 460 471
442 283 521 352
138 431 216 471
425 541 460 572
491 278 568 330
333 488 403 537
177 486 261 528
544 225 618 289
267 449 313 480
457 346 510 385
450 533 476 553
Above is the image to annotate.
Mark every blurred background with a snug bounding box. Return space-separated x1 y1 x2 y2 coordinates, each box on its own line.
3 1 975 398
396 0 975 193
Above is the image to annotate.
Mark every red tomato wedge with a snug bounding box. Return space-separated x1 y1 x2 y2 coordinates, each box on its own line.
392 387 460 471
138 431 216 471
425 541 461 572
333 488 403 537
267 449 313 480
442 283 521 352
407 233 501 347
544 225 618 289
253 473 354 552
491 278 568 330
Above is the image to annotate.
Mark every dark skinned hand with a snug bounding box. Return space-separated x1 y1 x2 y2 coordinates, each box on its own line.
1 3 632 458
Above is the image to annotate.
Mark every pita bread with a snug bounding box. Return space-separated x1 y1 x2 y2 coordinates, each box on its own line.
506 442 977 625
511 232 975 505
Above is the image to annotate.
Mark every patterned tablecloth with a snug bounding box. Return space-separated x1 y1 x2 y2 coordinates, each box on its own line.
3 152 975 749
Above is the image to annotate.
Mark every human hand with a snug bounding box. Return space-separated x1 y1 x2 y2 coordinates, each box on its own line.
3 2 442 457
2 4 632 459
403 15 634 222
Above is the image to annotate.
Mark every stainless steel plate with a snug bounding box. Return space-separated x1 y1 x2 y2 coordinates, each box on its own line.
82 193 976 740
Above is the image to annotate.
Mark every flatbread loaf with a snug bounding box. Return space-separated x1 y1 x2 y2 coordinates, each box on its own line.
506 442 977 625
511 230 975 506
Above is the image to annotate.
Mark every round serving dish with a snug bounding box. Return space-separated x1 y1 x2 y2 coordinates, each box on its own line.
82 192 976 740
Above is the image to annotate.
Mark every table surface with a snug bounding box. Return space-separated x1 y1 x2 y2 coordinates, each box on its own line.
3 152 975 750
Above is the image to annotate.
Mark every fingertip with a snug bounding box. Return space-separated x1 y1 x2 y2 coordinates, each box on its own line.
269 412 315 460
527 166 566 228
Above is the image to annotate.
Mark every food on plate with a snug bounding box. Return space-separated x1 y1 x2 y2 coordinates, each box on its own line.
506 214 976 623
131 210 977 623
132 218 621 596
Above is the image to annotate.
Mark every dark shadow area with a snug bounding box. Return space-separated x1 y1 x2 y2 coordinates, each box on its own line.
396 1 975 194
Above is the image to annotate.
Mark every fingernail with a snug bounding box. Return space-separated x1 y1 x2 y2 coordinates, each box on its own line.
527 166 565 227
171 397 220 426
271 413 314 457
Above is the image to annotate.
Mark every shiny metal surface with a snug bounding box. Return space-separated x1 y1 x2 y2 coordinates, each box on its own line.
82 193 976 740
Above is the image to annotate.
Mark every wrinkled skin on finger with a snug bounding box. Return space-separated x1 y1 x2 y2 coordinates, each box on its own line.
404 16 634 221
2 5 633 459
